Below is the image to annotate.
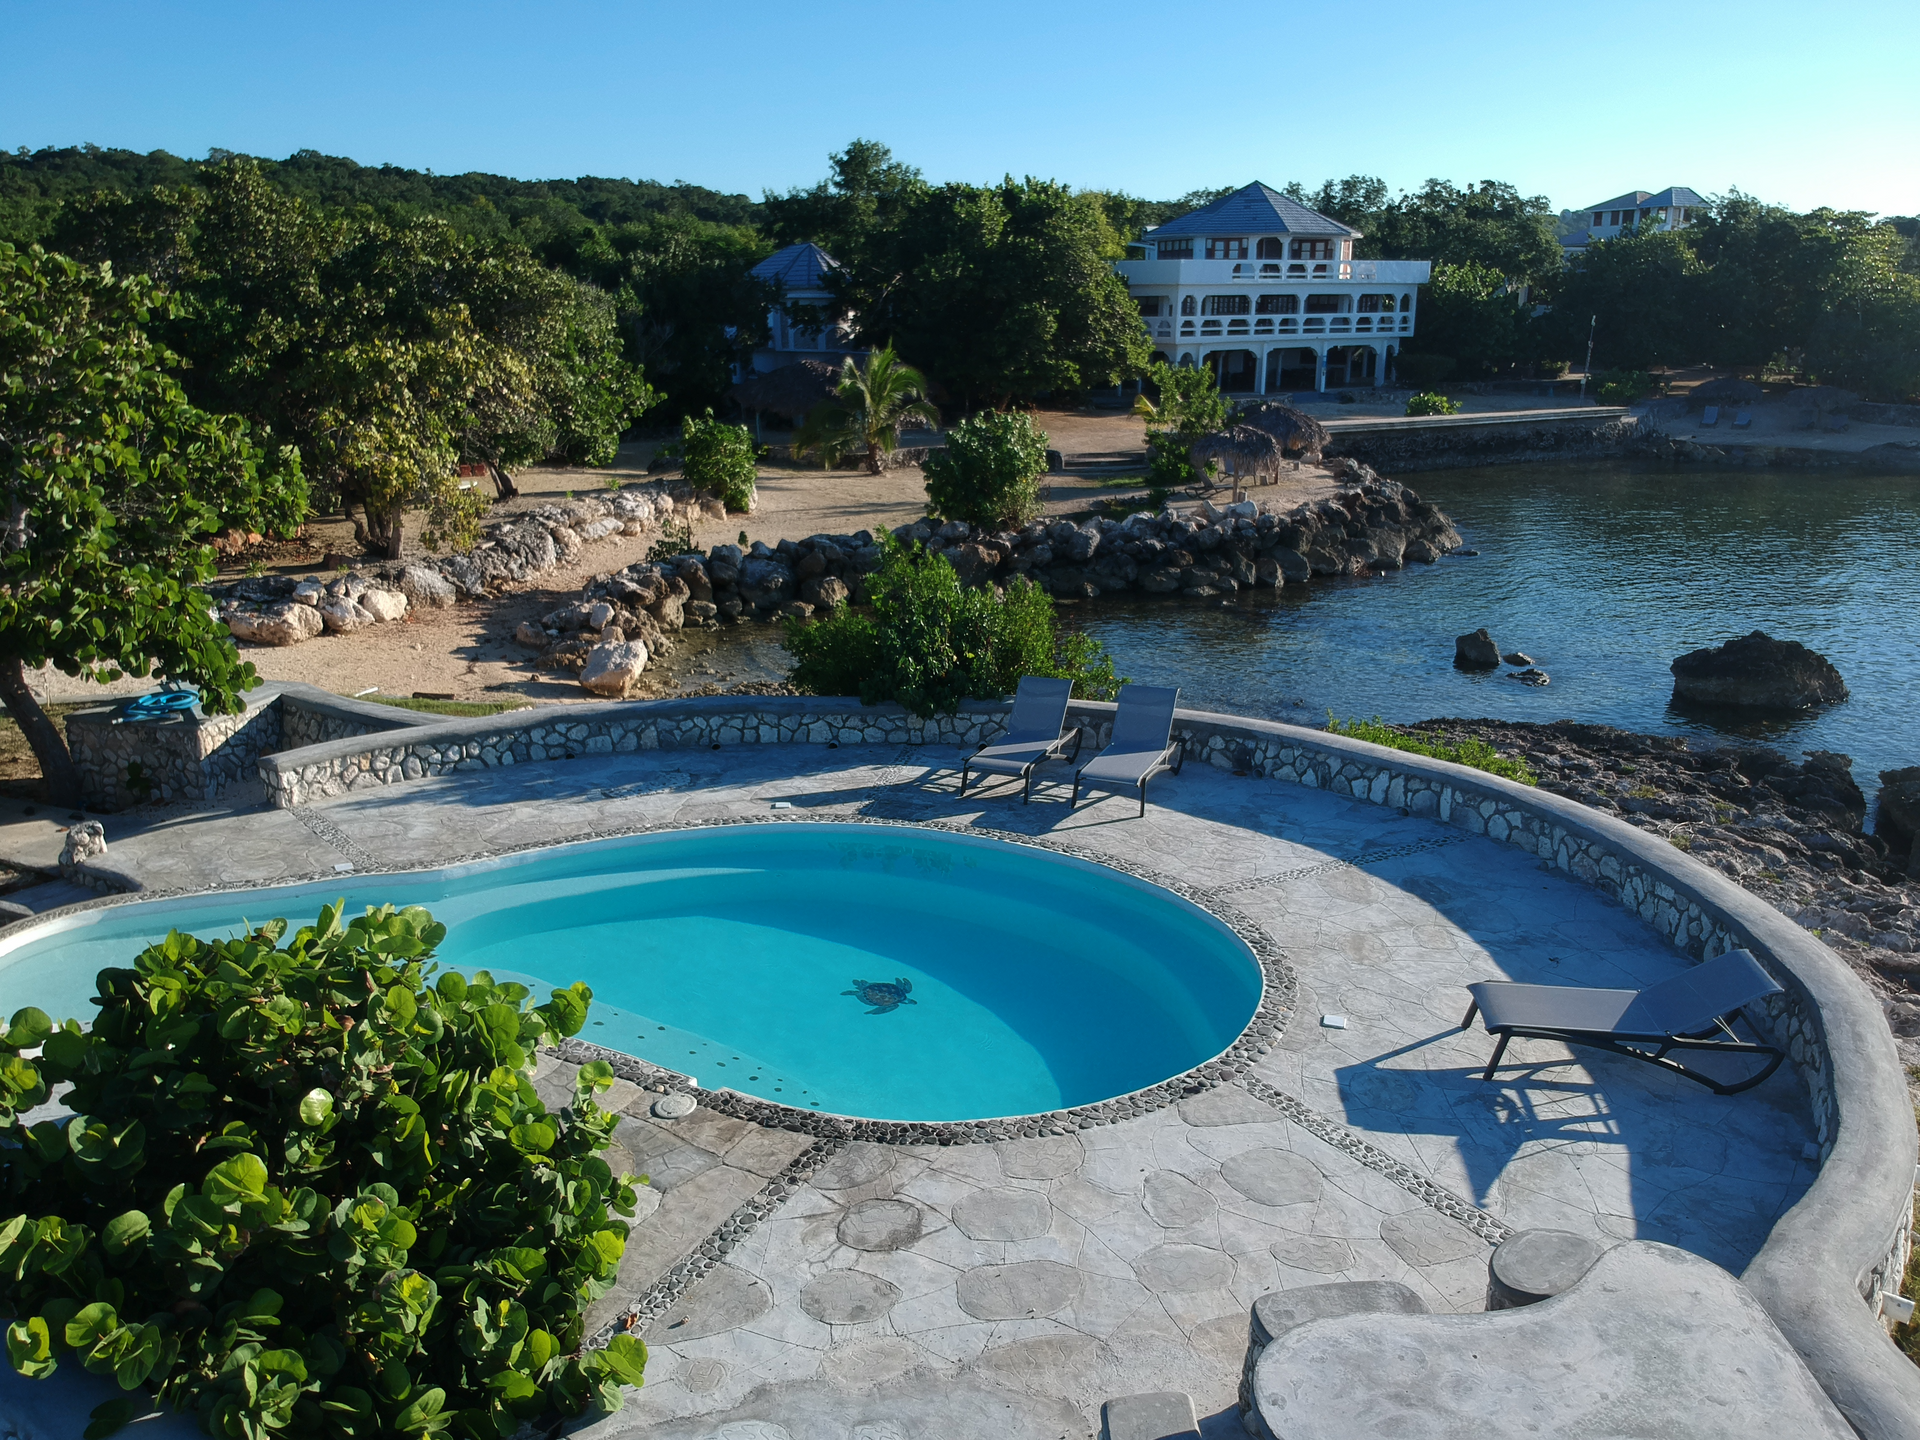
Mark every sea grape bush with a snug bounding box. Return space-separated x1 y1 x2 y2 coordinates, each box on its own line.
675 410 757 514
0 902 648 1439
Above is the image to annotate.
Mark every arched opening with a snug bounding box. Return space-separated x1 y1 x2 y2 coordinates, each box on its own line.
1203 349 1259 393
1256 237 1285 259
1271 348 1319 392
1325 346 1379 386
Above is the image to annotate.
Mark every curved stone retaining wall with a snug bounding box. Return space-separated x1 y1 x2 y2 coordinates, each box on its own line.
252 694 1920 1436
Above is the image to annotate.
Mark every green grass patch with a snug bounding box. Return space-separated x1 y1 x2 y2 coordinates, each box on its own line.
364 695 532 717
1325 714 1537 786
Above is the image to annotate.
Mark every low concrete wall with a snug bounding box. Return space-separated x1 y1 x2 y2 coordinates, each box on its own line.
65 682 438 811
1322 410 1639 473
253 695 1920 1435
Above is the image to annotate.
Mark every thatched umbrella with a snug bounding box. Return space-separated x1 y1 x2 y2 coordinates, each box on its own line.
1690 378 1763 408
728 360 841 425
1189 425 1288 487
1234 400 1330 458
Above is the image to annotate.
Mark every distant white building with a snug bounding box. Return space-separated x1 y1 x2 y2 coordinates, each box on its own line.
744 242 861 376
1115 183 1431 394
1561 187 1705 256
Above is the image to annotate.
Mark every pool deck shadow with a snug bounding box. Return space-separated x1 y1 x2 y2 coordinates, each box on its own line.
68 740 1821 1435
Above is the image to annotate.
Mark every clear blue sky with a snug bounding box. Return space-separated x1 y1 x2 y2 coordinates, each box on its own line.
6 0 1916 218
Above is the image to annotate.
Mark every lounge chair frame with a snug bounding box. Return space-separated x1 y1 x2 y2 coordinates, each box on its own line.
1460 950 1786 1096
1069 684 1186 817
959 677 1085 803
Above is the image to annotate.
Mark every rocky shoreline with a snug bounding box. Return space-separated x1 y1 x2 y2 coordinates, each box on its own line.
1404 717 1920 1063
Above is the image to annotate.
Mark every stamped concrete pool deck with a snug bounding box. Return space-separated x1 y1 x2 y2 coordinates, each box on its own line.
83 743 1818 1438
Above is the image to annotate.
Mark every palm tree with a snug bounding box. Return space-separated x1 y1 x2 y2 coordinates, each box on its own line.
792 345 939 475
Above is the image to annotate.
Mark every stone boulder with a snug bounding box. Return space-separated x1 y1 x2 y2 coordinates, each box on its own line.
579 640 648 697
228 602 324 646
513 620 549 649
1454 628 1501 669
1670 631 1848 709
359 589 409 623
61 820 107 868
947 543 999 587
319 598 375 633
800 575 851 610
396 565 456 608
1875 767 1920 870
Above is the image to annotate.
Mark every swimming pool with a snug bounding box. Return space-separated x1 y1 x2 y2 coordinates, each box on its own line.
0 823 1264 1123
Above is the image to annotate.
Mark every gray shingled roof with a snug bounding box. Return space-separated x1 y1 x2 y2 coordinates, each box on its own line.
1579 190 1653 214
1146 183 1361 241
1643 186 1705 209
750 242 839 292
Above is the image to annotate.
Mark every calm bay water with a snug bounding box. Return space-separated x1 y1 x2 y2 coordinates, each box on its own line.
706 461 1920 795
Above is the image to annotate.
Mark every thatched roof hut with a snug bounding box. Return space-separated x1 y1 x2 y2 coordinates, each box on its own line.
1233 400 1329 457
728 360 841 423
1690 378 1764 408
1189 425 1288 485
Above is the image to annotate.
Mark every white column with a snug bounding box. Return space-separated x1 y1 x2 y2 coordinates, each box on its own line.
1314 347 1327 391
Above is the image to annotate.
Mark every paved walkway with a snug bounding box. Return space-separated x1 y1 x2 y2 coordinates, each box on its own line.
79 744 1817 1437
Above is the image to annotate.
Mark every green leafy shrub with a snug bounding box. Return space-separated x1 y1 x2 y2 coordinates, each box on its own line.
922 411 1049 529
1393 353 1456 389
1533 358 1570 379
1404 392 1461 417
0 902 648 1438
1325 714 1537 785
676 410 756 513
1143 430 1213 499
783 532 1122 716
1593 367 1658 404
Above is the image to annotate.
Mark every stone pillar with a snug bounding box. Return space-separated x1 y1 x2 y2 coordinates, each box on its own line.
1313 348 1328 391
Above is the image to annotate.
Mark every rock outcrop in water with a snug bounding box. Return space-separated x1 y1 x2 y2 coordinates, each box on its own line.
1454 630 1501 669
1670 631 1848 709
1878 768 1920 877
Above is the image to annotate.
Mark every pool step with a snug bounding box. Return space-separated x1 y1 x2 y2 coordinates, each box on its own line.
1101 1391 1200 1440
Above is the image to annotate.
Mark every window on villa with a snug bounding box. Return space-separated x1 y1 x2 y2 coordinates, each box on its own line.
1401 293 1412 312
1255 294 1299 314
1673 206 1687 223
1608 211 1621 226
1304 294 1350 314
1593 212 1604 226
1157 238 1193 259
1137 297 1164 317
1256 237 1285 259
1290 239 1334 261
1357 294 1395 313
1205 237 1248 260
1180 295 1197 316
1202 294 1251 316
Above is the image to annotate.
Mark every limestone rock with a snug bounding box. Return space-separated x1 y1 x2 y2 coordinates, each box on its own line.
1670 631 1848 709
514 620 550 649
588 601 616 630
291 580 324 606
1503 651 1532 665
1507 667 1551 686
948 543 999 586
359 589 409 623
229 602 324 646
318 598 375 633
1874 766 1920 868
579 640 648 697
397 565 456 608
799 575 850 610
1404 539 1440 564
1454 628 1501 669
61 821 107 867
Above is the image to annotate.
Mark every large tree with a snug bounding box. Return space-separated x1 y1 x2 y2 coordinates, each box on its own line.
0 243 306 805
52 161 653 555
844 176 1151 407
1542 227 1705 372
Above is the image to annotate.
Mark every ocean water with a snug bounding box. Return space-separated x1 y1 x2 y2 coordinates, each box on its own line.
707 461 1920 797
0 825 1262 1122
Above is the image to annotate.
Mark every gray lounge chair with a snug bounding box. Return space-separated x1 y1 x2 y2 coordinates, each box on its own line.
959 676 1084 802
1731 408 1753 429
1070 684 1185 817
1461 948 1784 1095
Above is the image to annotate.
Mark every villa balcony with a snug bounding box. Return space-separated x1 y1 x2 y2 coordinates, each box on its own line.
1116 257 1433 287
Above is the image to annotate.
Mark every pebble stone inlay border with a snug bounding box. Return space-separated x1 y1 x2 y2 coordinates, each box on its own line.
289 805 380 870
588 1136 850 1349
1238 1076 1512 1245
1203 834 1466 898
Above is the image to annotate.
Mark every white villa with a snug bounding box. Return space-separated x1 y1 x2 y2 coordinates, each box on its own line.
1117 183 1431 394
1561 186 1705 256
743 242 862 375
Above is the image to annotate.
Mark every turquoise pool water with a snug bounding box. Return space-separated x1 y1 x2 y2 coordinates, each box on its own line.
0 824 1262 1122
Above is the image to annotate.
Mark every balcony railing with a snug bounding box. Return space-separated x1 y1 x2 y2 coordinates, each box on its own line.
1117 257 1433 286
1141 313 1415 340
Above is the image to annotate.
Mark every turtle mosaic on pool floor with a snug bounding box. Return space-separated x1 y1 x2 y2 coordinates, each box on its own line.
843 978 916 1014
